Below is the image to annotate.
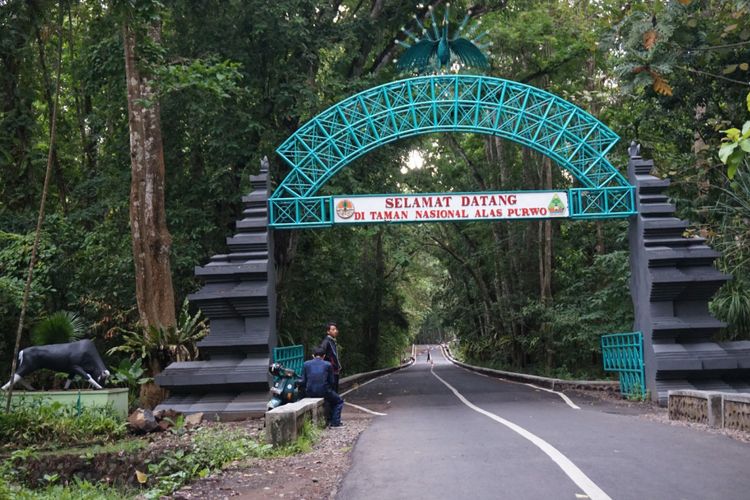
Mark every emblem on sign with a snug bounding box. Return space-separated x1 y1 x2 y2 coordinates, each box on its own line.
548 194 566 215
336 199 355 219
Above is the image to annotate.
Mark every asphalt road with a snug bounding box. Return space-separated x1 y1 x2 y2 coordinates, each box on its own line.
337 345 750 500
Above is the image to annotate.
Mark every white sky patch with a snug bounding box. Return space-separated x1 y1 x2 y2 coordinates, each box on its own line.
401 149 425 174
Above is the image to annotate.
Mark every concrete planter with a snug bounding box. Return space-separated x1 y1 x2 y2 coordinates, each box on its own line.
7 388 128 418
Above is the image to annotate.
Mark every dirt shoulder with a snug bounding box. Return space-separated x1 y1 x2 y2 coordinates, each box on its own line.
169 409 372 500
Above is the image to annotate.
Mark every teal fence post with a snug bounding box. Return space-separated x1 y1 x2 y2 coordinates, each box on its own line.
601 332 646 398
272 345 305 376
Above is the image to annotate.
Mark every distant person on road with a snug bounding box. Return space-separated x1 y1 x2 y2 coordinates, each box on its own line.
320 322 342 392
426 349 431 363
299 347 344 427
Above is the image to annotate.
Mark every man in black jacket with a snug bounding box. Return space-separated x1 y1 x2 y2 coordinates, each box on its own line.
319 322 342 392
299 347 344 427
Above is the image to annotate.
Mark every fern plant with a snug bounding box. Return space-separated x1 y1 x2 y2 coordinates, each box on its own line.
108 299 209 375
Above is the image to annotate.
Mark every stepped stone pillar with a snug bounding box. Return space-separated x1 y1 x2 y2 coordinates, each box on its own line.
627 142 750 405
155 158 276 416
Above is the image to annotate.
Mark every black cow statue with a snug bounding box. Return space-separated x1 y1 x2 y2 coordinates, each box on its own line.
1 339 110 391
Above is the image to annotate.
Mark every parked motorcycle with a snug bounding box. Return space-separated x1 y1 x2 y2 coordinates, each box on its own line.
267 363 302 410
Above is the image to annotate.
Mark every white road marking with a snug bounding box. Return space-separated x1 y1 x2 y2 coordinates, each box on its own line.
521 382 581 410
448 349 580 410
431 366 612 500
345 401 387 416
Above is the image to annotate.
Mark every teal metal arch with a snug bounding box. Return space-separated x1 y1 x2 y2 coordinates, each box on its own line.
270 74 635 227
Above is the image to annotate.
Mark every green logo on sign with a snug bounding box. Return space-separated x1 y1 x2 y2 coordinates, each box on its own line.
548 194 566 215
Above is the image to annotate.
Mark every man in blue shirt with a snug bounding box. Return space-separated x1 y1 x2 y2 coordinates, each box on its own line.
299 347 344 427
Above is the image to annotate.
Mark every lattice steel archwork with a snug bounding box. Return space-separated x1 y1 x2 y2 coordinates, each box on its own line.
271 74 636 227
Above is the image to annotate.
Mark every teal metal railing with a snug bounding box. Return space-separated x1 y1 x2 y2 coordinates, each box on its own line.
601 332 646 398
272 345 305 375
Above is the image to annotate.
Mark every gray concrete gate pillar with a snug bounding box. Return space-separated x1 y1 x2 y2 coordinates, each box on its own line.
627 142 750 405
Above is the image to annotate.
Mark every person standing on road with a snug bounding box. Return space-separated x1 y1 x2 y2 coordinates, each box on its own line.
299 347 344 427
320 322 342 392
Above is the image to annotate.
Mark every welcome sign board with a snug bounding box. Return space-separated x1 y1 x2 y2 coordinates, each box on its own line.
332 191 569 224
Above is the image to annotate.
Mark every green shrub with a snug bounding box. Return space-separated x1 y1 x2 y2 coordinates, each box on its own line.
0 477 131 500
111 358 152 411
140 426 272 498
0 400 126 449
273 417 320 456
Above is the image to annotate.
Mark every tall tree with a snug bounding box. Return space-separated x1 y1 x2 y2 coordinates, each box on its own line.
122 12 176 329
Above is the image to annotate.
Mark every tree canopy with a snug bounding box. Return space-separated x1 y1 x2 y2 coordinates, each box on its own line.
1 0 748 380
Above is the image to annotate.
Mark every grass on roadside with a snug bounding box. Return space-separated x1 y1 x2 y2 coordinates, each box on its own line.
2 412 324 499
271 417 321 456
138 418 323 498
0 476 135 500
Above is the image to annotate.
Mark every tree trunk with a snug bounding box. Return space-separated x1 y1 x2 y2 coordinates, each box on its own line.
364 228 385 369
583 50 607 257
123 21 176 329
537 41 554 305
541 156 553 303
595 221 605 255
2 50 34 209
432 227 494 338
34 24 68 214
67 4 97 174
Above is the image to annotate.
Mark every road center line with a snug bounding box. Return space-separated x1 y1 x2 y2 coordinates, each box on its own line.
430 366 612 500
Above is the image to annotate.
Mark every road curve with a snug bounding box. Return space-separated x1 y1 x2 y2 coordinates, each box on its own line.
337 345 750 500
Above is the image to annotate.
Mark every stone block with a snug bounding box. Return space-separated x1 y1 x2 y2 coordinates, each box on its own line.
668 390 708 424
707 393 723 428
722 393 750 432
265 398 324 446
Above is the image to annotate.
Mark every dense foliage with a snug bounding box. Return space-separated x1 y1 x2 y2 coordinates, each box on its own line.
0 418 282 499
0 400 125 448
1 0 748 381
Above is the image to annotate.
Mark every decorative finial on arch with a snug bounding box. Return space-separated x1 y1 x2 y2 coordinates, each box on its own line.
260 155 270 174
628 141 641 159
396 5 490 74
